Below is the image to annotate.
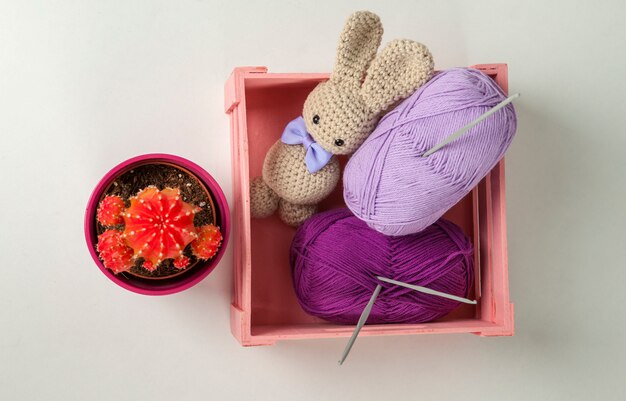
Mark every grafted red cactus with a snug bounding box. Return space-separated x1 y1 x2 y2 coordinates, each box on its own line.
95 185 223 274
97 195 125 226
97 229 134 273
143 260 156 271
191 224 223 260
173 256 190 269
122 186 200 267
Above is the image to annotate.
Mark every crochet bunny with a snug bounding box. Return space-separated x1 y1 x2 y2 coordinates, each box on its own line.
250 11 434 226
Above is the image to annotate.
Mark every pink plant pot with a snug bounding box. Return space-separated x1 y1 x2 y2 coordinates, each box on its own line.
84 154 230 295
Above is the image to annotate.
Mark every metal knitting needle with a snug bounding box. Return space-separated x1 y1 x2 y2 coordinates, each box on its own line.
421 93 520 157
376 276 477 304
338 284 382 365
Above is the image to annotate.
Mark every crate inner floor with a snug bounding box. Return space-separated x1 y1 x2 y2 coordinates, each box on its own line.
244 77 481 331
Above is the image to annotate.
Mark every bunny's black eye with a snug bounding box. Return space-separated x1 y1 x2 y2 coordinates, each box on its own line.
312 115 320 125
334 139 344 147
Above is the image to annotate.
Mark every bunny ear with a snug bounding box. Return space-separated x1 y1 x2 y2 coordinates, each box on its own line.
331 11 383 89
361 39 434 115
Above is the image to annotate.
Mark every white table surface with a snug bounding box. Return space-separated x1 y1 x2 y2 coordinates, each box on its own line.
2 1 625 400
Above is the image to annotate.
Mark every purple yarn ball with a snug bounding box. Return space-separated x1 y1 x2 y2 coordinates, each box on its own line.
290 208 474 324
344 68 517 236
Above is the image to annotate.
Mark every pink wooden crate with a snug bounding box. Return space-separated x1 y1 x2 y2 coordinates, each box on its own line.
225 64 514 346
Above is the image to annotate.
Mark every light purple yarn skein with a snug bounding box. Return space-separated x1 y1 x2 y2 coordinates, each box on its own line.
344 68 517 236
290 208 474 325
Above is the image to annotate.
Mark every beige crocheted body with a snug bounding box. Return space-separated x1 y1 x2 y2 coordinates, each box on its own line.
263 142 340 205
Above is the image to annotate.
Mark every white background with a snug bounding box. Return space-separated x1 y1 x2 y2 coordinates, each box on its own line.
1 1 625 400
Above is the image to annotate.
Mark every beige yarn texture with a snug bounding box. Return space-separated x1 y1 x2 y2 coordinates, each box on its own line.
249 11 435 226
278 200 318 227
249 177 279 218
263 142 341 205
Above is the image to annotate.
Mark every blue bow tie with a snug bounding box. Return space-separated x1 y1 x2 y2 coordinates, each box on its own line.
280 116 333 174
